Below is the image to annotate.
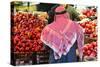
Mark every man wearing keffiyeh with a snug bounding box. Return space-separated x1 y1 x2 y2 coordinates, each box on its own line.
41 5 84 63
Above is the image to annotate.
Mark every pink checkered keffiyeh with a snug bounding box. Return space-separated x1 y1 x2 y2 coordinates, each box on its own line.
41 6 84 60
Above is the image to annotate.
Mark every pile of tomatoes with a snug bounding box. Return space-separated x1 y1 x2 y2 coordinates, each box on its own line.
79 21 96 34
83 41 97 58
11 12 46 53
82 8 96 17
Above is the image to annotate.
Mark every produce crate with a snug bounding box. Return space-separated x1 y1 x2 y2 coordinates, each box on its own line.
84 34 97 44
11 46 50 65
11 52 37 65
83 57 97 62
36 49 50 64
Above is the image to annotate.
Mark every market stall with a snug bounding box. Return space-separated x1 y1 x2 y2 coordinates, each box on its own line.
11 2 98 65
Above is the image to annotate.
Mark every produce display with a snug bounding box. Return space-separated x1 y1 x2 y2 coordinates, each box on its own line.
78 7 97 61
82 8 96 17
83 41 97 60
79 21 96 34
12 12 46 53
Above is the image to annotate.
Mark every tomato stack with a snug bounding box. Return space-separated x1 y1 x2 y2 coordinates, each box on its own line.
82 9 96 17
79 21 97 37
83 41 97 58
12 12 46 53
